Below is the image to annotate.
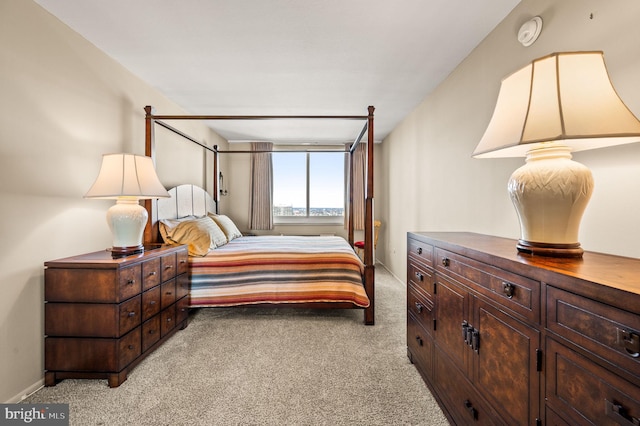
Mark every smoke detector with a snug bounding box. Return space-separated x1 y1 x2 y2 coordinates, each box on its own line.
518 16 543 47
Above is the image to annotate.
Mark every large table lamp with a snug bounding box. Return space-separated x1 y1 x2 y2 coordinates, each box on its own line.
85 153 170 256
473 51 640 257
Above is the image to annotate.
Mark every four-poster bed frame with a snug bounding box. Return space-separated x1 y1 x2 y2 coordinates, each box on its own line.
142 105 376 325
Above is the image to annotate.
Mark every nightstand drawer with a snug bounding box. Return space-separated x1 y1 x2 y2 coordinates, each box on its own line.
547 285 640 380
177 250 189 275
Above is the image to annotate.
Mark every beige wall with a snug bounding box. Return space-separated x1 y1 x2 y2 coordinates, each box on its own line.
0 0 226 402
380 0 640 279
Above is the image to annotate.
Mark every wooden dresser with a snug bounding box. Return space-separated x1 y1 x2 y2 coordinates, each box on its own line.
44 244 189 387
407 232 640 426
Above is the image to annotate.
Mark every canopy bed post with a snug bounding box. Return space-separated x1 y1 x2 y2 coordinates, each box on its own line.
364 105 375 325
143 105 158 244
348 144 355 246
213 145 220 214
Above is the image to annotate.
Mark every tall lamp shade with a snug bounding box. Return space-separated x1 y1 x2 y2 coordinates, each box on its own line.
474 51 640 257
85 153 169 256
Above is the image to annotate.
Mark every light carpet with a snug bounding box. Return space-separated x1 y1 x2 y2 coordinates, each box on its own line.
26 265 449 425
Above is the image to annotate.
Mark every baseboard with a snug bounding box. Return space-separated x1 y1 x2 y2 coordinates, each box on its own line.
376 261 405 285
5 378 44 403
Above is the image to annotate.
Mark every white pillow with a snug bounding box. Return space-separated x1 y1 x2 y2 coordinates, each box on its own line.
208 214 243 241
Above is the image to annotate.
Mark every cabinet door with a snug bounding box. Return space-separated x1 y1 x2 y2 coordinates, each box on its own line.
434 274 471 376
472 298 541 426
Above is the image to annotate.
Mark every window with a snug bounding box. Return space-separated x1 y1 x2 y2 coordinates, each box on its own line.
272 151 345 223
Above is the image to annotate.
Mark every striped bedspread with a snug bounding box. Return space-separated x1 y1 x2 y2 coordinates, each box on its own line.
189 235 370 308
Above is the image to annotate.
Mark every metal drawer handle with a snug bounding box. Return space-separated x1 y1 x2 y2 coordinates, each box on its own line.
128 345 134 350
149 301 156 305
503 282 515 299
167 317 172 322
415 302 423 313
441 257 450 267
415 272 424 282
417 247 423 255
128 311 136 317
617 328 640 358
179 259 187 264
165 265 173 270
464 400 478 420
166 291 173 296
148 271 156 276
605 399 640 426
127 279 135 285
415 335 423 346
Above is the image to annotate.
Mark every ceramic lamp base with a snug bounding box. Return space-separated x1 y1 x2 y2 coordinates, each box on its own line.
106 198 147 256
508 145 594 258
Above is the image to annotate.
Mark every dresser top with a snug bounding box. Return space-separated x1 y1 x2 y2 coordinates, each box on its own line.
409 232 640 308
44 244 185 269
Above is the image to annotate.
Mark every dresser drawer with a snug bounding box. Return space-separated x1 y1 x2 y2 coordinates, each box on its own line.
177 273 189 300
142 258 161 291
45 327 141 372
161 279 177 308
161 253 178 282
118 265 143 301
408 283 434 336
142 316 161 352
408 312 434 378
408 261 434 300
176 296 189 325
546 337 640 426
161 305 176 336
177 250 189 275
435 248 540 323
142 286 161 321
547 285 640 381
45 295 141 337
407 238 433 268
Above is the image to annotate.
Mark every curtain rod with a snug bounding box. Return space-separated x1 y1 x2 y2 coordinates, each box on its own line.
213 147 353 154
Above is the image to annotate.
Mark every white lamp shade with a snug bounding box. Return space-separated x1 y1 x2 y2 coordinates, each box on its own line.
473 51 640 158
473 52 640 257
85 153 170 199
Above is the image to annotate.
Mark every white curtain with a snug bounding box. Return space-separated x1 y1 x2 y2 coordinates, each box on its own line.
249 142 273 230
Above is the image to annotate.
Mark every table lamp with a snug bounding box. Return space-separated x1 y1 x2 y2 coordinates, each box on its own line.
473 51 640 257
85 153 170 256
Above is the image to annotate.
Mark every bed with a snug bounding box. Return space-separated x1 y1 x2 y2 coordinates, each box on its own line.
142 106 376 324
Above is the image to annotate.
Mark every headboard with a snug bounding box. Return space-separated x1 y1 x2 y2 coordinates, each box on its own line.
148 184 216 243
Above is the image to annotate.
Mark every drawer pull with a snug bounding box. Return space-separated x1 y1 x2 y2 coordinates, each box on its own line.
415 302 423 313
148 271 157 276
165 265 173 270
415 335 423 346
128 345 134 350
128 311 136 317
417 247 423 255
463 400 478 420
179 259 187 264
441 257 450 267
149 329 155 334
166 291 172 296
616 328 640 358
149 301 156 305
605 399 640 426
502 282 515 299
167 317 172 322
415 271 424 282
462 321 470 343
127 279 135 285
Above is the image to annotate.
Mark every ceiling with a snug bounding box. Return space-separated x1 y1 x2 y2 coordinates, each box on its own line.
34 0 520 145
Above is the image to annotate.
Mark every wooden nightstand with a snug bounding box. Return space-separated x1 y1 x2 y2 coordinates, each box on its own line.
44 244 189 387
